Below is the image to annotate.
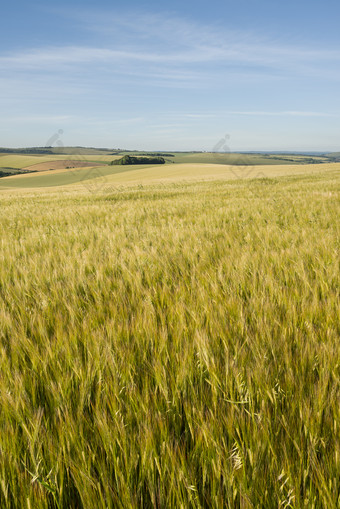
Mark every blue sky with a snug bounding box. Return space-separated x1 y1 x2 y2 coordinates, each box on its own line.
1 0 340 151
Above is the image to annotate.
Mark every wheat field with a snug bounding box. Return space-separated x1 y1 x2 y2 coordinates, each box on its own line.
0 154 118 170
0 165 339 507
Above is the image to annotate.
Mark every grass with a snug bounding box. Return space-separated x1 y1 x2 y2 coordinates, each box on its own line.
0 151 329 173
0 165 339 507
96 161 339 186
169 152 329 166
1 160 339 190
0 154 119 170
0 163 152 189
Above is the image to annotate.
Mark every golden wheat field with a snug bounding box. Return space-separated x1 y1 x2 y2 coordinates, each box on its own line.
0 162 339 507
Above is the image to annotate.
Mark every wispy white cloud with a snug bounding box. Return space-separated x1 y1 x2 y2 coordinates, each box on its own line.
225 111 338 117
85 117 145 126
2 41 340 72
180 113 219 119
169 110 338 119
1 10 340 150
2 9 340 82
5 115 74 124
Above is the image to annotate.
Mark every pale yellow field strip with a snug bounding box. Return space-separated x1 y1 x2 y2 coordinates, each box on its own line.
2 165 101 180
1 162 339 197
93 162 340 185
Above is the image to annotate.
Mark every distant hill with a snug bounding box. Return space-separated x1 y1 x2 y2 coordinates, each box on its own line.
0 146 117 155
326 152 340 160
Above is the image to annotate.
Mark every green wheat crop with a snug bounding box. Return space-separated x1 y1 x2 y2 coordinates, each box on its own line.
0 168 339 508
